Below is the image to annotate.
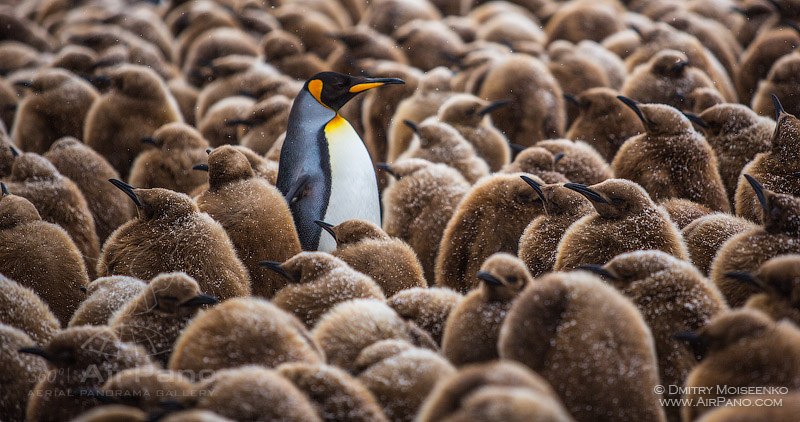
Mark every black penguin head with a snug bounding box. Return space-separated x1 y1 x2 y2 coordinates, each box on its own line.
305 72 404 111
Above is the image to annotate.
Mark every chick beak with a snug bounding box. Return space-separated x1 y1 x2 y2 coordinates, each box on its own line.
18 347 51 361
348 77 405 93
260 260 295 282
108 179 142 208
744 174 768 213
617 95 647 125
520 175 545 203
180 294 219 307
314 220 337 244
564 183 609 204
577 264 619 281
478 99 511 116
724 271 766 291
376 163 397 179
192 164 209 172
140 137 157 147
403 119 419 133
476 271 503 286
1 182 9 196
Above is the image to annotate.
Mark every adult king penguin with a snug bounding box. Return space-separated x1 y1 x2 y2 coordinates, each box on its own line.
278 72 404 252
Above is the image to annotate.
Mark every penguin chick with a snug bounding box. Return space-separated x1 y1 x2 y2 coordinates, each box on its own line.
478 54 565 147
498 271 666 422
697 104 775 205
753 52 800 117
435 173 546 293
195 365 322 422
84 64 183 178
168 78 199 127
273 5 340 59
545 0 625 43
736 27 800 105
547 42 612 125
621 49 717 110
682 213 758 276
356 345 456 422
394 19 464 72
518 178 595 276
436 94 511 172
265 252 385 327
612 99 730 212
688 86 725 113
183 27 259 88
196 145 300 298
261 30 326 81
110 272 217 366
402 118 490 184
69 276 146 327
477 12 546 47
0 189 88 325
277 362 388 422
312 299 433 372
320 219 427 297
22 326 153 422
0 324 48 422
101 367 196 413
660 198 714 229
535 139 613 185
0 274 60 345
735 97 800 222
554 178 690 270
500 147 570 184
327 26 407 76
740 255 800 325
417 360 572 422
169 297 323 376
442 253 531 366
128 122 209 194
98 182 250 301
712 176 800 306
381 159 470 282
44 137 135 243
361 0 441 36
387 287 462 346
11 68 98 154
680 309 800 421
236 95 292 155
197 95 254 148
566 87 644 162
5 152 100 275
584 251 727 420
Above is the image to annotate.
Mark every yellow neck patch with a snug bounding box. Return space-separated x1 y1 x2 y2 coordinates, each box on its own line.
325 114 349 137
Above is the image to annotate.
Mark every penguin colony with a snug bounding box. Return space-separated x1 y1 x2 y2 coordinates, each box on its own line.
4 0 800 421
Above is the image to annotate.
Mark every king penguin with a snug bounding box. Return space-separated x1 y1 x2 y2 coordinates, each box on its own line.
277 72 404 252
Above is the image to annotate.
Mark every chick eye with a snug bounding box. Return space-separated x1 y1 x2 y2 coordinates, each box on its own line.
611 197 625 205
516 193 534 204
506 276 518 284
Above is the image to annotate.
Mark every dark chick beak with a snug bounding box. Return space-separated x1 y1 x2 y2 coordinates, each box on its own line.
577 264 618 281
617 95 647 125
141 137 157 146
349 77 405 93
553 152 565 164
1 182 9 196
563 93 579 107
403 119 419 133
108 179 142 208
771 93 785 121
14 80 33 89
9 145 19 157
260 260 295 281
683 113 708 129
725 271 766 291
376 163 397 179
671 60 689 73
520 175 545 203
509 143 526 154
180 293 219 307
225 118 254 127
18 347 51 361
564 183 609 204
192 164 209 172
673 331 708 360
476 271 503 286
744 174 768 213
79 285 87 293
206 148 213 155
314 220 337 243
478 99 511 116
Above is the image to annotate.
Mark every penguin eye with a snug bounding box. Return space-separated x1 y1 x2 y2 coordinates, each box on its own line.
611 197 625 206
506 275 518 285
515 193 534 204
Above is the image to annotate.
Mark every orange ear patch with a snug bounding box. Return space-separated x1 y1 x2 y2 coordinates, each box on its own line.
308 79 324 103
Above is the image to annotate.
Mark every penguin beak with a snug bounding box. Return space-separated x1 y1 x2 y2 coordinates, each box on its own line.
314 220 337 243
192 164 209 172
478 99 511 116
771 94 786 121
79 285 87 293
225 118 254 127
577 264 618 281
520 175 545 203
403 120 419 133
724 271 766 291
683 113 708 129
671 60 689 74
376 163 397 179
564 183 609 204
14 80 33 89
9 145 19 157
180 294 219 307
476 271 503 286
509 143 526 154
553 153 565 164
259 260 297 282
617 95 647 125
562 93 579 107
141 137 158 146
108 179 142 208
744 174 768 213
673 331 708 361
348 77 405 93
18 347 51 361
1 182 9 196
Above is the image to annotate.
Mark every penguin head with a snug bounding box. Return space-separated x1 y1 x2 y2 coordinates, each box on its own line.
139 272 217 316
617 97 693 136
477 253 531 301
145 123 208 151
305 71 404 111
697 104 762 138
10 153 59 182
648 49 690 78
314 219 388 247
0 186 42 230
586 250 691 288
675 309 773 361
744 174 800 233
109 180 197 221
438 94 509 127
521 176 591 217
564 179 654 219
511 147 560 174
751 255 800 307
16 68 73 95
206 146 254 188
18 326 141 370
261 252 345 284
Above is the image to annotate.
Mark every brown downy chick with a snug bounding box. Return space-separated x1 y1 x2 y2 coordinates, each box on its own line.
477 12 546 47
129 122 209 194
436 94 511 172
195 365 322 422
697 104 775 205
197 95 255 148
0 186 89 324
660 198 714 229
442 253 531 366
582 251 727 421
110 272 218 366
100 367 196 414
680 309 800 421
168 78 199 127
688 86 725 112
401 118 490 184
712 175 800 306
566 87 644 162
361 0 441 36
312 299 435 372
735 96 800 222
169 297 323 376
394 19 464 72
547 41 612 125
5 152 100 275
535 139 613 185
381 159 470 282
683 213 758 275
737 255 800 325
318 219 426 297
11 68 98 154
418 360 571 422
196 146 300 298
183 27 259 88
518 177 595 276
84 64 183 178
273 5 340 59
328 26 407 76
388 287 463 345
0 324 48 422
231 144 278 184
612 98 730 212
752 52 800 117
554 178 689 270
500 147 570 184
545 0 625 43
0 274 60 344
277 362 388 422
236 95 292 155
435 174 546 293
69 276 146 327
263 252 385 327
98 181 250 301
22 326 153 422
736 26 800 105
261 30 326 81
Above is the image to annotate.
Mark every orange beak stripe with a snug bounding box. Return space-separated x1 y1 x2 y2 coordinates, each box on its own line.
348 82 385 93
